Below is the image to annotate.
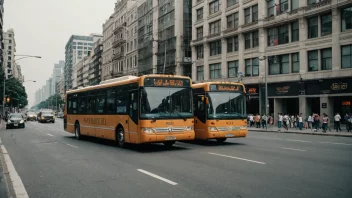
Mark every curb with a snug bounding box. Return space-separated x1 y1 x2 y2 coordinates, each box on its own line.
249 129 352 138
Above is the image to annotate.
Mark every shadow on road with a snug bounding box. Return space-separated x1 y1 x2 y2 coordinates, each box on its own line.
180 139 246 147
64 135 191 153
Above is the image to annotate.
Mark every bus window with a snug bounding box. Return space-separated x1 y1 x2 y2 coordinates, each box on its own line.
106 89 116 114
96 93 106 114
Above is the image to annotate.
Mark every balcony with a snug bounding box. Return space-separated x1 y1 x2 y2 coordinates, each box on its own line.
114 22 127 35
113 52 124 60
110 70 123 78
112 38 126 48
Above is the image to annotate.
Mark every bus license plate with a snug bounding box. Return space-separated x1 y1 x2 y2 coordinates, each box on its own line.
14 124 18 127
225 134 235 137
165 136 176 140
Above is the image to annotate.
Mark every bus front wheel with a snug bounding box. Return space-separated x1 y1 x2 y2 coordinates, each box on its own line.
117 127 125 148
163 141 175 147
75 123 81 140
216 138 227 143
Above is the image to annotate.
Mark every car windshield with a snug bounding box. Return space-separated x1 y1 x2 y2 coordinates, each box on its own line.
207 92 246 119
10 114 22 119
42 111 53 116
27 112 36 116
140 87 193 119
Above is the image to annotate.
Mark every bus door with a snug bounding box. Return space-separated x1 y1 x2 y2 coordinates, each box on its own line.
194 94 207 139
128 90 139 143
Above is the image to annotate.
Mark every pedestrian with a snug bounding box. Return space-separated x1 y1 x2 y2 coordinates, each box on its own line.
344 113 351 132
334 113 342 132
308 114 313 130
249 114 254 127
278 113 283 132
261 114 267 129
322 113 329 133
313 113 320 132
255 114 261 128
268 114 273 127
283 114 289 130
298 113 303 130
348 113 352 132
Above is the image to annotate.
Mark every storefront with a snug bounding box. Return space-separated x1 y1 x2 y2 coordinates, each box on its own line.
246 85 259 114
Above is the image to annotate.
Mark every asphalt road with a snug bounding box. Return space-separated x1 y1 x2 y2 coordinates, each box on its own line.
1 120 352 198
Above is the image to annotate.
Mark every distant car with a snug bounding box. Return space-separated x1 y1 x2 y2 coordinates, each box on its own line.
57 111 64 118
26 112 37 121
6 113 25 129
37 111 55 123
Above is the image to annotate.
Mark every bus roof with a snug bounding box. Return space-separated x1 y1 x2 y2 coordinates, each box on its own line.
66 74 191 94
192 82 246 92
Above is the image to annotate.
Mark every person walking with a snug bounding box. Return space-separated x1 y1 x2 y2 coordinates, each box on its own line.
322 113 329 133
348 113 352 132
313 113 320 132
278 113 283 132
249 114 254 127
261 114 267 129
308 114 313 130
334 113 342 132
283 114 289 131
344 113 351 132
298 113 303 130
255 114 261 128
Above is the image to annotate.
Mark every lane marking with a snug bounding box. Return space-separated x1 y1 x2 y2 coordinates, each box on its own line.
137 169 178 185
286 139 312 143
281 147 306 152
46 133 54 137
66 143 78 148
318 141 352 146
0 139 29 198
208 152 266 165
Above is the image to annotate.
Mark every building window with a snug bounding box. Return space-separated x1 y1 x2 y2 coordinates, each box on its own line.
244 8 251 24
228 61 238 78
308 16 318 39
321 13 332 36
292 53 300 73
291 0 299 10
227 0 238 7
342 6 352 32
252 31 259 47
196 45 204 59
209 20 221 35
197 66 204 81
291 21 299 42
209 63 221 79
227 36 238 53
268 54 289 75
279 0 289 14
308 50 318 71
209 40 222 56
268 28 278 46
245 58 259 76
245 33 251 49
307 0 317 5
197 8 203 21
196 27 203 39
278 25 289 44
252 5 258 22
227 12 238 29
267 0 275 17
209 0 220 15
321 48 332 70
342 45 352 69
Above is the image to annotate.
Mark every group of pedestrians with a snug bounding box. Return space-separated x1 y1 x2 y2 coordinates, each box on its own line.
277 113 304 131
248 114 273 129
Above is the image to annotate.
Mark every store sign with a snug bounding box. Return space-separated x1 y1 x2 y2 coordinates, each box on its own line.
322 103 327 108
306 78 352 95
342 101 351 106
268 83 299 96
248 88 257 94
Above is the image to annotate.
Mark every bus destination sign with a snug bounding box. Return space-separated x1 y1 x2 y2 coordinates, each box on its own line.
144 78 190 87
210 84 244 92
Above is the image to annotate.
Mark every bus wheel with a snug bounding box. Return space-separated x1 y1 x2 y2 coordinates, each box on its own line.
117 127 125 148
163 141 175 148
216 138 227 143
75 123 81 140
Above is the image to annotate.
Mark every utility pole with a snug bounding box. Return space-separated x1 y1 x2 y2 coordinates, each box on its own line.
163 41 166 74
259 56 268 131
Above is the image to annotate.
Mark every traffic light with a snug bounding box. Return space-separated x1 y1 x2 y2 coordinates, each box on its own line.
7 97 10 103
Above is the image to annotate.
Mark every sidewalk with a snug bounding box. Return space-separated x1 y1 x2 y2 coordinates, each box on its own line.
249 125 352 137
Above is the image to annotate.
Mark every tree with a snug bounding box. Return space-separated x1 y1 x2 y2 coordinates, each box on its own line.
34 94 64 110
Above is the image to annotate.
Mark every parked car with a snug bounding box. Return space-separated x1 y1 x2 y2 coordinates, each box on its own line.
6 113 25 129
37 110 55 123
26 112 37 121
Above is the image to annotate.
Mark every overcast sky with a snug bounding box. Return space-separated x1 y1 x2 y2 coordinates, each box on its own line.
4 0 116 107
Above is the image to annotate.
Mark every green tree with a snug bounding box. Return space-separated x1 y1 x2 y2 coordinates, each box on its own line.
0 67 28 107
34 94 64 110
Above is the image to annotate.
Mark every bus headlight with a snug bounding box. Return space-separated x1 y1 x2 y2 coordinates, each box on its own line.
20 120 24 124
209 127 218 132
240 126 247 130
142 128 155 134
41 116 44 119
185 126 193 131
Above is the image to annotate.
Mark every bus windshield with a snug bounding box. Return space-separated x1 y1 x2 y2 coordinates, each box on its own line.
141 87 193 119
207 92 246 119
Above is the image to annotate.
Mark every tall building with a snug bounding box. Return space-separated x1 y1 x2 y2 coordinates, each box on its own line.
191 0 352 120
64 34 102 90
125 0 139 76
89 38 103 85
0 0 4 72
52 60 64 95
137 0 192 76
102 14 117 80
3 29 16 79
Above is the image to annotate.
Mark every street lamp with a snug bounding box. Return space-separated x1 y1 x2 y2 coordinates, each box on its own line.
259 56 268 130
2 55 41 115
23 80 36 83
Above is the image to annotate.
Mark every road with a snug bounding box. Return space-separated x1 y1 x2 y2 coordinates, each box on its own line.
1 120 352 198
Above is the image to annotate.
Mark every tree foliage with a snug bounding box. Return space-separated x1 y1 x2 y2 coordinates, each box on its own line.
0 68 28 107
34 94 64 110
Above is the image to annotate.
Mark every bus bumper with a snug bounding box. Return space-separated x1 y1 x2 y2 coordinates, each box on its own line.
208 130 248 139
140 131 195 143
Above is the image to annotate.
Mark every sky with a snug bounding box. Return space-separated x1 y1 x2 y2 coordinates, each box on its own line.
4 0 116 107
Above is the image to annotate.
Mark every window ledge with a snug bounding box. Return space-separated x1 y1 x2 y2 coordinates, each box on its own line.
194 19 204 26
223 27 239 34
241 21 258 28
207 11 222 20
226 3 239 12
193 0 204 8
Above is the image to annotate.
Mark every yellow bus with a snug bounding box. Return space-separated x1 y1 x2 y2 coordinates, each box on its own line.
192 82 247 142
64 75 195 147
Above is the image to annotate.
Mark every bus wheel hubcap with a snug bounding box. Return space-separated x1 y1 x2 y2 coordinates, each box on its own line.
119 131 123 142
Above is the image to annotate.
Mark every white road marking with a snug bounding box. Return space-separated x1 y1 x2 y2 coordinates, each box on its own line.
66 143 78 148
286 139 312 143
137 169 178 185
0 139 29 198
281 147 306 152
208 152 266 165
318 141 352 146
46 133 54 137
